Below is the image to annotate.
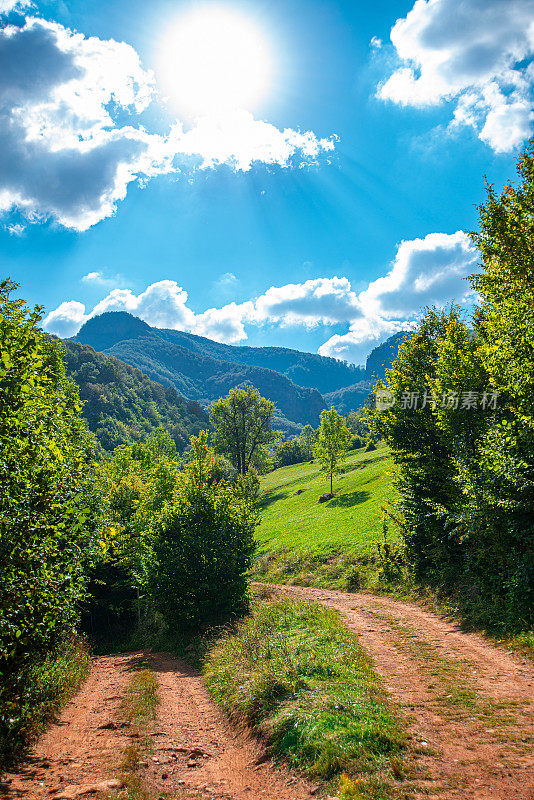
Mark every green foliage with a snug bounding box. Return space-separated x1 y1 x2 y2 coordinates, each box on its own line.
210 385 277 474
274 436 306 467
204 598 405 785
371 141 534 628
62 340 208 454
3 635 90 767
300 424 318 459
0 280 99 764
314 407 352 494
86 436 180 635
150 431 257 629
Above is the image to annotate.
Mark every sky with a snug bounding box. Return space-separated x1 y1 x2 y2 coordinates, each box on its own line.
1 0 533 364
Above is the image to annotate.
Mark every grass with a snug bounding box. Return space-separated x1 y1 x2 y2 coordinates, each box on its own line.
204 598 408 798
119 663 159 800
253 444 401 590
0 635 91 769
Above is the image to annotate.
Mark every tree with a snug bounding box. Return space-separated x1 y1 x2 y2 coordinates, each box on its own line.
300 424 317 459
314 407 351 494
275 437 305 467
210 386 277 474
0 280 99 759
150 431 256 628
370 140 534 625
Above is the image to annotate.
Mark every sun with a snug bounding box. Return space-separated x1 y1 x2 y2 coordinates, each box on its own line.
158 7 271 116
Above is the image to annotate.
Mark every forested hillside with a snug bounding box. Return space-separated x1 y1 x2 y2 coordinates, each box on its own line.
74 313 327 426
323 381 372 415
365 332 409 380
72 314 407 425
75 313 365 393
62 340 208 453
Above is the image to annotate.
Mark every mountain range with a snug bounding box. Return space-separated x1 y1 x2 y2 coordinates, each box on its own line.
71 312 407 432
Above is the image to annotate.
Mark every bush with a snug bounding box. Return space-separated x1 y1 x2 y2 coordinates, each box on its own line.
274 437 306 467
0 281 99 765
150 432 257 629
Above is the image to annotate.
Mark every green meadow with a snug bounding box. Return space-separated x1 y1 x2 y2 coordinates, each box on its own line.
253 444 399 589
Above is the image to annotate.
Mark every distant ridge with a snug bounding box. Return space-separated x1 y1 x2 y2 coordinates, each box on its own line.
62 338 208 453
73 312 409 426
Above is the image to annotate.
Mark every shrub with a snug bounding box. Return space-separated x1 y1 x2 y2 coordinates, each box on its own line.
0 281 99 765
150 432 257 629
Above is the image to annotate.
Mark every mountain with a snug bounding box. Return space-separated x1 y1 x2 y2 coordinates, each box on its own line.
72 314 410 426
74 313 326 426
75 313 366 393
365 332 409 380
62 339 208 453
323 382 373 416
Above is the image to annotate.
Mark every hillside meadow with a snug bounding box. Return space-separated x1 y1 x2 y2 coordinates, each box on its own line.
253 443 400 590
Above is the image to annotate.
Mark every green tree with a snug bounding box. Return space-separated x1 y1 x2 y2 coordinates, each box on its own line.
275 437 305 467
372 308 480 586
314 407 351 494
0 280 98 759
210 385 277 474
89 437 179 633
371 141 534 625
150 431 256 628
299 424 317 459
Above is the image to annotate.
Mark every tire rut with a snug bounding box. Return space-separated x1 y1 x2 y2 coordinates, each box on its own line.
143 651 315 800
275 583 534 800
0 654 135 800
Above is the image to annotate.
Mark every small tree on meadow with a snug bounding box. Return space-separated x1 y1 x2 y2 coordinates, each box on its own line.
314 407 351 495
300 424 317 459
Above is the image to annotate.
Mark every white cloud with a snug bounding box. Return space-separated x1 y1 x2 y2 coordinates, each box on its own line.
82 271 102 282
44 300 88 337
359 231 478 319
174 110 335 172
253 277 362 327
319 231 478 364
0 0 31 13
0 17 173 231
378 0 534 152
6 221 24 235
0 15 335 231
318 318 406 366
91 280 197 329
192 302 254 343
44 231 479 361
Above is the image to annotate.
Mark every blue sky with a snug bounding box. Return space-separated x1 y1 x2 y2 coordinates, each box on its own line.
1 0 533 363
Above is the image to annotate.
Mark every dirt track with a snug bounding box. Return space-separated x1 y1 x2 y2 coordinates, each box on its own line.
0 651 314 800
1 587 533 800
277 584 534 800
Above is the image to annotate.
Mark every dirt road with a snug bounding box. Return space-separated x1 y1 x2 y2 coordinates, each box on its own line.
277 584 534 800
0 651 314 800
1 587 533 800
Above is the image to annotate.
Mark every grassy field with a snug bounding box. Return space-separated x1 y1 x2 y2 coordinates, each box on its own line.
253 444 401 590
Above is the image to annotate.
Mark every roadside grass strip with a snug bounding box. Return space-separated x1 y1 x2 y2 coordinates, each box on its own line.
0 635 91 768
204 599 408 796
119 662 159 800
